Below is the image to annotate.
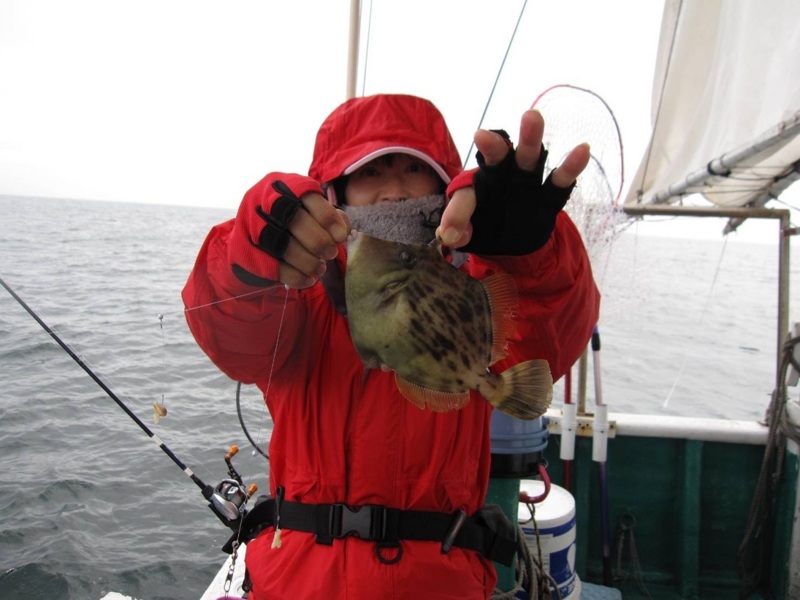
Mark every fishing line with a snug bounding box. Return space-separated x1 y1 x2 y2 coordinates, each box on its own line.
154 284 289 479
154 285 287 480
662 235 730 408
0 274 209 491
634 0 682 203
162 287 272 318
239 283 291 461
463 0 529 168
223 284 290 562
359 0 375 97
157 283 276 457
770 194 800 215
156 313 167 419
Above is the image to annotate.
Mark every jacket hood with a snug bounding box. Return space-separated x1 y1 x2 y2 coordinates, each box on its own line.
308 94 463 188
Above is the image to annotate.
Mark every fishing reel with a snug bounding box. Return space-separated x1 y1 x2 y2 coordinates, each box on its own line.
211 479 251 521
205 445 258 529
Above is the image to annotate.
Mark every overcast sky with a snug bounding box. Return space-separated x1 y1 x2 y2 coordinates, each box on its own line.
1 1 668 208
4 1 796 244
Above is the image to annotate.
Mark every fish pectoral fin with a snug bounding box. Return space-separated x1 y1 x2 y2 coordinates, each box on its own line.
395 375 471 413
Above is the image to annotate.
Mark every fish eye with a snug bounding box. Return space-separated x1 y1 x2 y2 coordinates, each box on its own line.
400 251 416 267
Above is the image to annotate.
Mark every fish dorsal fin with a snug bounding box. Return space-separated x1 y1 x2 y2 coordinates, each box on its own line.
480 273 519 365
395 374 471 413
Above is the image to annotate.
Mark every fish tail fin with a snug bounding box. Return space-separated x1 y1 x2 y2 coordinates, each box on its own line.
489 359 553 420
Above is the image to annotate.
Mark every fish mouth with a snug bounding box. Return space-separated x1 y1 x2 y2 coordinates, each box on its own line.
345 229 363 256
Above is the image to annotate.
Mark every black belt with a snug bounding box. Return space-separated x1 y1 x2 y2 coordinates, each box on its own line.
224 495 517 567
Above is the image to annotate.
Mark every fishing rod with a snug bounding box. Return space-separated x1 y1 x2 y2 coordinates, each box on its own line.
560 366 576 492
591 326 613 586
0 274 256 530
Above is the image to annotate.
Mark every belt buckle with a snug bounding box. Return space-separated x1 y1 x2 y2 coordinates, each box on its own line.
330 504 385 541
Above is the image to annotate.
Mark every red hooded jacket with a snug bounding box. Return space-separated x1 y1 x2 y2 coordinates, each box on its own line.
182 94 600 599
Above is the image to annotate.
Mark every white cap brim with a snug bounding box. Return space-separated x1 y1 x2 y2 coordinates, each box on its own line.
342 146 451 184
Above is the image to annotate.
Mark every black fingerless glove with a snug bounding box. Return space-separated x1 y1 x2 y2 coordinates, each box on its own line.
228 173 323 286
462 133 575 256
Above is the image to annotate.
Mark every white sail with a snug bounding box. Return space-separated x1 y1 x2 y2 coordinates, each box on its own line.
625 0 800 208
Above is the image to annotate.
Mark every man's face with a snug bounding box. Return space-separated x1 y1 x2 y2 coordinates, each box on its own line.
344 153 442 206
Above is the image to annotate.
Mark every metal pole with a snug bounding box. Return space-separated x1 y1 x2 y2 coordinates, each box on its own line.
346 0 361 100
641 112 800 205
577 349 588 415
778 212 791 391
622 205 790 221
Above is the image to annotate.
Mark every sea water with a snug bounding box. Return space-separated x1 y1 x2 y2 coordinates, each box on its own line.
0 195 797 599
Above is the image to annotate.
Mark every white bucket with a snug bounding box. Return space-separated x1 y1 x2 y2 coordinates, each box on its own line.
518 480 580 600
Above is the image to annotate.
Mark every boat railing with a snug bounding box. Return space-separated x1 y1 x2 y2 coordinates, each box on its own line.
545 408 769 445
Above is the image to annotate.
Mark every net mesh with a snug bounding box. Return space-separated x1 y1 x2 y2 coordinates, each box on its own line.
533 84 631 284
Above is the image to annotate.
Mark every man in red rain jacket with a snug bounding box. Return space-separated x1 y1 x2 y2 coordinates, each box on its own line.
182 94 600 599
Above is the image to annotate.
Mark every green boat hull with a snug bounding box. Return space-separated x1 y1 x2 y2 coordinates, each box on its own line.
540 429 799 599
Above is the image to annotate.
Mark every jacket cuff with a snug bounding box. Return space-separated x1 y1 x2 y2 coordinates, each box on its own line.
446 168 477 198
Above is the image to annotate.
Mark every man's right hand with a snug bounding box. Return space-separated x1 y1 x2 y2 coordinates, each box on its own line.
229 173 350 289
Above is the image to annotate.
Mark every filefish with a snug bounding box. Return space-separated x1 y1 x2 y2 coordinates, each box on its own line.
344 231 552 420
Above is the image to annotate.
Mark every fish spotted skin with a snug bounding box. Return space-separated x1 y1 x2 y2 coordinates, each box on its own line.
344 231 552 420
